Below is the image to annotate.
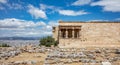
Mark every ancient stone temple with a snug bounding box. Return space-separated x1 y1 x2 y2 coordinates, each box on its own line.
52 21 120 48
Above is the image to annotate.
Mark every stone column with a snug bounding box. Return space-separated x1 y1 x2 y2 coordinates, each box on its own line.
79 29 81 38
65 29 68 38
72 28 74 38
59 30 61 38
77 31 79 38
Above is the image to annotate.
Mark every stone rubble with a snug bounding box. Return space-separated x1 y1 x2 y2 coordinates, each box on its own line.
44 47 120 65
0 45 48 65
0 46 120 65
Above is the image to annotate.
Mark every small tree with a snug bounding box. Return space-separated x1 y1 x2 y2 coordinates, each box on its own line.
39 36 58 47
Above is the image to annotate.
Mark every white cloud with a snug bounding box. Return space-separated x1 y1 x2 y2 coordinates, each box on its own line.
40 4 56 10
45 25 52 30
58 10 88 16
28 4 47 19
36 21 46 26
87 19 109 22
40 21 58 34
0 0 23 10
0 0 7 4
0 18 46 28
72 0 92 6
0 18 54 37
115 18 120 21
8 3 23 10
40 4 61 14
39 4 89 16
91 0 120 12
0 6 5 10
0 0 7 10
14 31 40 36
48 21 58 26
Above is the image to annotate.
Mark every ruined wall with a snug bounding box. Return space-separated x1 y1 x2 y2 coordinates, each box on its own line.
52 26 58 41
81 23 120 42
58 22 120 48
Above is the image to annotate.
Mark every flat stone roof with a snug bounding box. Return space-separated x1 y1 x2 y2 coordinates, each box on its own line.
59 21 120 23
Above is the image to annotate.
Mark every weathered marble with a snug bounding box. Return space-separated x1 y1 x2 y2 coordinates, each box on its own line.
53 21 120 48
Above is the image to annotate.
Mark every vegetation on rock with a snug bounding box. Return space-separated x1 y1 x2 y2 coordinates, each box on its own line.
39 36 58 47
0 43 11 47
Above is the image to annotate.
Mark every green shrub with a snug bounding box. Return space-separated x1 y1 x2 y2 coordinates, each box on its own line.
0 43 11 47
39 36 58 47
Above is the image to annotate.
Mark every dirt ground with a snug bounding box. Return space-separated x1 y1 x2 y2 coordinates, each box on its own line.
5 52 47 65
1 47 120 65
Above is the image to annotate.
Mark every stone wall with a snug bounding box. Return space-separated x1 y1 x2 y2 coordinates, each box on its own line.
52 26 58 41
58 22 120 48
81 23 120 42
59 39 120 48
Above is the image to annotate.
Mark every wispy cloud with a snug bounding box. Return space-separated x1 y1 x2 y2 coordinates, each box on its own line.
7 3 23 10
0 18 58 37
0 18 46 37
115 18 120 21
39 4 89 16
0 5 5 10
48 21 58 26
91 0 120 12
0 18 46 29
40 4 58 10
87 19 109 22
40 4 61 14
58 10 88 16
0 0 7 4
72 0 92 6
27 4 47 19
0 0 23 10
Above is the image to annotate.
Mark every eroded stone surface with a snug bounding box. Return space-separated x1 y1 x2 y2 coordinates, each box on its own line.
53 21 120 48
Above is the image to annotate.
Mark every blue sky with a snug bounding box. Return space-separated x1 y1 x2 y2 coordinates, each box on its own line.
0 0 120 37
